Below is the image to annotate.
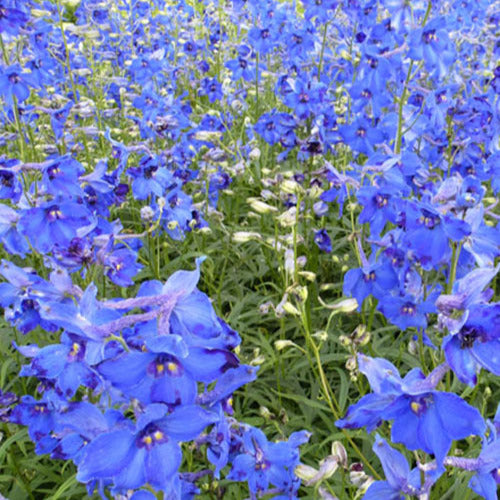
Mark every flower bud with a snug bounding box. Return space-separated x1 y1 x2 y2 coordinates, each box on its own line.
275 339 296 351
248 198 278 214
295 464 319 482
249 147 261 161
299 271 316 281
331 441 348 468
283 302 300 316
232 231 262 243
140 206 155 222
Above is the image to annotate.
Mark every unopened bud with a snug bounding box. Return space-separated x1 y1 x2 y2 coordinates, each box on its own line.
352 325 370 345
313 330 328 342
249 147 261 161
275 339 297 351
296 286 308 301
259 406 273 420
295 464 319 482
299 271 316 281
346 356 357 372
232 231 262 243
140 206 155 221
248 198 278 214
331 442 348 468
349 463 367 487
283 302 300 316
339 335 352 347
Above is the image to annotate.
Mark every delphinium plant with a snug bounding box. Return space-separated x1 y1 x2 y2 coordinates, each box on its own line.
0 0 499 499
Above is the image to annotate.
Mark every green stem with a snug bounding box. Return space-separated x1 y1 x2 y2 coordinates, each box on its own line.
394 60 414 154
317 22 329 81
255 51 260 117
299 303 381 480
447 242 462 294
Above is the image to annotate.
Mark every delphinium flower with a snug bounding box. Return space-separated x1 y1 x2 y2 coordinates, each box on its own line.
0 64 35 105
336 355 485 468
77 403 219 491
314 228 332 252
408 17 456 80
301 0 338 24
126 153 172 200
254 112 296 146
0 0 30 35
227 426 310 499
442 303 500 386
0 158 22 201
362 435 436 499
18 199 95 254
199 77 223 103
282 76 326 120
225 44 255 82
0 204 29 256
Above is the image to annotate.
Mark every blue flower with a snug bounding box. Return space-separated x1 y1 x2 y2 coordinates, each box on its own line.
443 303 500 386
337 356 485 467
363 435 432 500
314 229 332 252
77 404 218 491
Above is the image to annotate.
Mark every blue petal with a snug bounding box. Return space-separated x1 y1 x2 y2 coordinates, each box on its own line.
418 402 450 464
471 340 500 377
31 344 68 378
76 430 134 482
98 352 149 388
372 435 410 490
443 335 478 385
161 405 219 441
183 347 239 382
114 447 146 489
362 481 402 500
151 372 197 405
434 392 485 441
386 397 421 451
469 472 498 500
336 393 394 432
145 440 182 489
162 257 204 298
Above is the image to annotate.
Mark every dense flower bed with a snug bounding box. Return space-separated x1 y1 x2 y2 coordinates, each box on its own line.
0 0 499 499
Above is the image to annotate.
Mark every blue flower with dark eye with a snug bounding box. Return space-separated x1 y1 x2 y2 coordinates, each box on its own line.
362 435 435 500
402 201 471 270
127 154 172 201
248 25 277 54
378 291 437 331
0 159 22 201
301 0 338 23
337 356 485 468
225 45 254 82
254 112 296 146
18 200 94 253
408 17 455 79
199 78 223 103
314 229 332 252
98 335 238 406
41 155 84 198
443 303 500 386
77 403 218 491
283 77 325 120
0 3 29 35
19 332 99 398
343 256 399 310
227 426 310 497
10 395 59 455
0 64 34 104
0 204 29 257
